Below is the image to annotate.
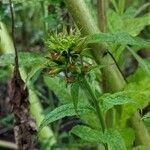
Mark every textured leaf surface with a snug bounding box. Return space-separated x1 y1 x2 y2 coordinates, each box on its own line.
0 52 46 67
105 129 126 150
107 10 150 36
87 32 150 48
100 92 134 113
121 77 150 127
71 125 126 150
71 125 105 143
40 104 92 130
124 14 150 36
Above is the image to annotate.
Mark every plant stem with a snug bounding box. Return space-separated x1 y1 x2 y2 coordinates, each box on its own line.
0 140 17 150
130 112 150 146
0 22 56 149
41 1 47 33
118 0 125 15
82 76 106 132
97 0 107 32
134 2 150 17
64 0 126 92
64 0 150 146
82 76 107 149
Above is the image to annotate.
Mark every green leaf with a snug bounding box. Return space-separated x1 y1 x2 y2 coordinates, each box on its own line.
71 125 126 150
142 112 150 120
100 92 135 113
105 129 126 150
44 76 72 103
0 22 15 53
121 77 150 127
107 9 150 36
142 112 150 127
0 52 46 67
26 63 44 86
71 125 104 143
124 14 150 36
70 82 80 112
87 32 150 48
39 104 92 130
127 46 150 75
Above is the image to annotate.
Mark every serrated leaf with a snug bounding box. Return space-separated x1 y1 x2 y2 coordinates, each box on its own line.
107 9 150 36
44 76 72 103
39 104 92 130
121 77 150 127
87 32 150 48
105 129 126 150
0 52 46 67
71 125 105 143
71 125 126 150
100 92 135 113
71 82 80 112
124 14 150 36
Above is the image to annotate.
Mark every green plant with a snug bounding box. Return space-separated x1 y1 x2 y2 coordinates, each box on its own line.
0 0 150 149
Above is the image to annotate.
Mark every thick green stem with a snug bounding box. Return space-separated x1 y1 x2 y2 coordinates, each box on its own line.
64 0 150 146
97 0 107 32
130 112 150 146
64 0 126 92
0 22 55 149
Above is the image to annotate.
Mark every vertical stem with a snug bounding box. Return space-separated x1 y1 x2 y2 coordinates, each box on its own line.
97 0 107 32
41 1 47 33
64 0 126 92
130 112 150 146
82 77 107 149
64 0 150 146
82 77 106 132
9 0 19 70
0 22 56 150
